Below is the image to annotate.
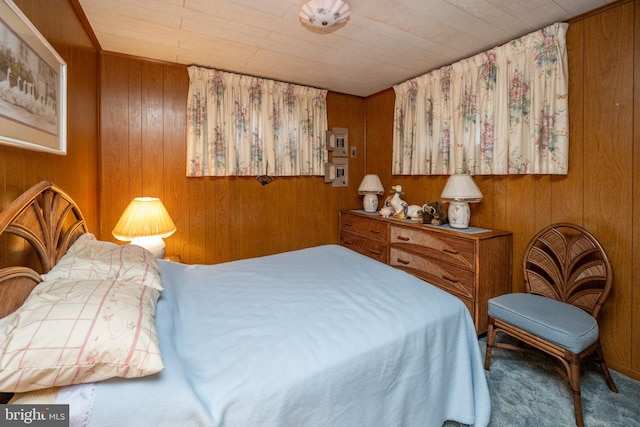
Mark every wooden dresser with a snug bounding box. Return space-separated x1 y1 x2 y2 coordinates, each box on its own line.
339 210 512 334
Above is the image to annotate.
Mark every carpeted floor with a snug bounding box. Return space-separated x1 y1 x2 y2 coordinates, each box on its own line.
466 336 640 427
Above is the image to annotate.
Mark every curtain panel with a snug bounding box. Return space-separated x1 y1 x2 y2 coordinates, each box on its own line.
393 22 569 175
186 66 328 177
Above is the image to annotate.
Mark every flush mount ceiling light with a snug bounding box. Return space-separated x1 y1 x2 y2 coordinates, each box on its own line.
299 0 351 32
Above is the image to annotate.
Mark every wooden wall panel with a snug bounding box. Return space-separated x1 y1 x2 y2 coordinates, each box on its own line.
189 179 207 264
364 0 639 380
99 55 365 265
100 56 132 238
554 20 586 226
633 0 640 376
583 1 635 370
141 62 164 197
162 66 190 264
127 61 143 196
1 0 99 269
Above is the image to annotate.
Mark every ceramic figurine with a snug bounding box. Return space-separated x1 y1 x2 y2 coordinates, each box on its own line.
379 206 392 217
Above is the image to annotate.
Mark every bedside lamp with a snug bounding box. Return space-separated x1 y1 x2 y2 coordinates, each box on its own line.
440 173 483 229
358 174 384 213
112 197 176 258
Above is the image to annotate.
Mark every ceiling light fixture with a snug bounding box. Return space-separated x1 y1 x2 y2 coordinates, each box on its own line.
299 0 351 31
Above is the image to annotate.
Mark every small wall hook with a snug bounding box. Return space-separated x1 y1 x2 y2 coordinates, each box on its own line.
256 175 274 186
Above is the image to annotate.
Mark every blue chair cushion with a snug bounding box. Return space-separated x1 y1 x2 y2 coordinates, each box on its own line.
488 293 599 354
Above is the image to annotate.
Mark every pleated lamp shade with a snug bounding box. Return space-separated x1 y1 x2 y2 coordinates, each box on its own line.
112 197 176 258
440 174 483 203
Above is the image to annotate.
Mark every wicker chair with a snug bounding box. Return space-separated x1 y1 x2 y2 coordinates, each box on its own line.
484 223 618 427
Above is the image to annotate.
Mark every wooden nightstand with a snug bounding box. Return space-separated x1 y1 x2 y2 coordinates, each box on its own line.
339 210 512 334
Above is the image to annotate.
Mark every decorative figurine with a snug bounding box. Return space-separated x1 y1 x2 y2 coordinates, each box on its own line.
422 201 448 226
384 184 425 220
406 204 424 220
385 185 409 219
379 206 392 217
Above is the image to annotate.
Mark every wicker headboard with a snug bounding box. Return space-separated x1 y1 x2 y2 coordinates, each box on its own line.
0 181 88 319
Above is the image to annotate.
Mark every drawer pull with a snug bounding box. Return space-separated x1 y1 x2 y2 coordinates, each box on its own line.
442 247 459 255
368 249 381 255
442 274 458 283
344 222 354 227
343 240 353 245
396 258 410 265
369 229 382 234
396 236 410 241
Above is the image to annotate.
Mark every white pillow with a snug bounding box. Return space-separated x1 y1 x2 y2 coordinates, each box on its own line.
0 279 163 393
43 233 163 290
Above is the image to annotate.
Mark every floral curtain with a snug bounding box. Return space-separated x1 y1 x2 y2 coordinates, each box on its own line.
186 66 328 176
393 22 569 175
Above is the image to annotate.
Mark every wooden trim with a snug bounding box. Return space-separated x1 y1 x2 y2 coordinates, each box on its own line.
69 0 102 51
568 0 632 23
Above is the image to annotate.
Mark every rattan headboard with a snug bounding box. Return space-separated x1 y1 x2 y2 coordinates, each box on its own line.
0 181 88 319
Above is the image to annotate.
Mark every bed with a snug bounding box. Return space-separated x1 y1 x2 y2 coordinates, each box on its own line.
0 181 490 427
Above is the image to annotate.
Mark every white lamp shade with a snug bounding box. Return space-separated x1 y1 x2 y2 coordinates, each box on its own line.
358 174 384 195
112 197 176 241
440 173 483 202
299 0 351 28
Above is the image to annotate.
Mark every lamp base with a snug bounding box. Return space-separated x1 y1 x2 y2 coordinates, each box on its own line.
447 201 471 229
362 193 379 213
131 236 166 258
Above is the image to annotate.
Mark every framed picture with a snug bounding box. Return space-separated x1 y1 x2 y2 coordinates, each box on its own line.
0 0 67 154
326 127 348 157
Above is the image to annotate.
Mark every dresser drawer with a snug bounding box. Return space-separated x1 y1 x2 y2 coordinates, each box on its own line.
341 213 389 242
390 225 475 269
341 231 388 263
389 247 474 299
339 210 512 335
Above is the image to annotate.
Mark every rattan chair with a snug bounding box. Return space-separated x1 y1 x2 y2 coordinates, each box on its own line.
484 223 618 427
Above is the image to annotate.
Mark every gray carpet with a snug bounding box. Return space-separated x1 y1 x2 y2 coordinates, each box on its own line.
458 336 640 427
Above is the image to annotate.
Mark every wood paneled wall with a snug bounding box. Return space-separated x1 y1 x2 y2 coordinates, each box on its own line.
5 0 636 382
99 54 365 264
365 0 639 380
0 0 99 266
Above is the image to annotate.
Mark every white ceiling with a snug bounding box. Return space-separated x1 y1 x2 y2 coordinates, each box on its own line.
76 0 613 97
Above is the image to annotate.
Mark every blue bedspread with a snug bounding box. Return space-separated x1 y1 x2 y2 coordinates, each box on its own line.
83 245 490 426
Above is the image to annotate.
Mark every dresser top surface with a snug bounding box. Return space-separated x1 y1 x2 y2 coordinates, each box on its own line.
341 210 512 240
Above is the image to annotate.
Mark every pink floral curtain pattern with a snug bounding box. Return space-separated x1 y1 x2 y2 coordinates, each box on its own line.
187 66 328 176
393 23 569 175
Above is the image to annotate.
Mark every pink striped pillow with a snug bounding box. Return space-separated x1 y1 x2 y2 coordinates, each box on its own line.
0 279 163 392
43 233 163 290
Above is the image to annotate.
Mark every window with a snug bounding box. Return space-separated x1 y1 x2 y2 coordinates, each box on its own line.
186 67 328 177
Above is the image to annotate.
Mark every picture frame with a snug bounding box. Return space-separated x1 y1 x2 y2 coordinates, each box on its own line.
0 0 67 154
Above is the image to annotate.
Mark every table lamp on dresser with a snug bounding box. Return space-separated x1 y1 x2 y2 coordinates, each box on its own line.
440 173 483 229
358 174 384 213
